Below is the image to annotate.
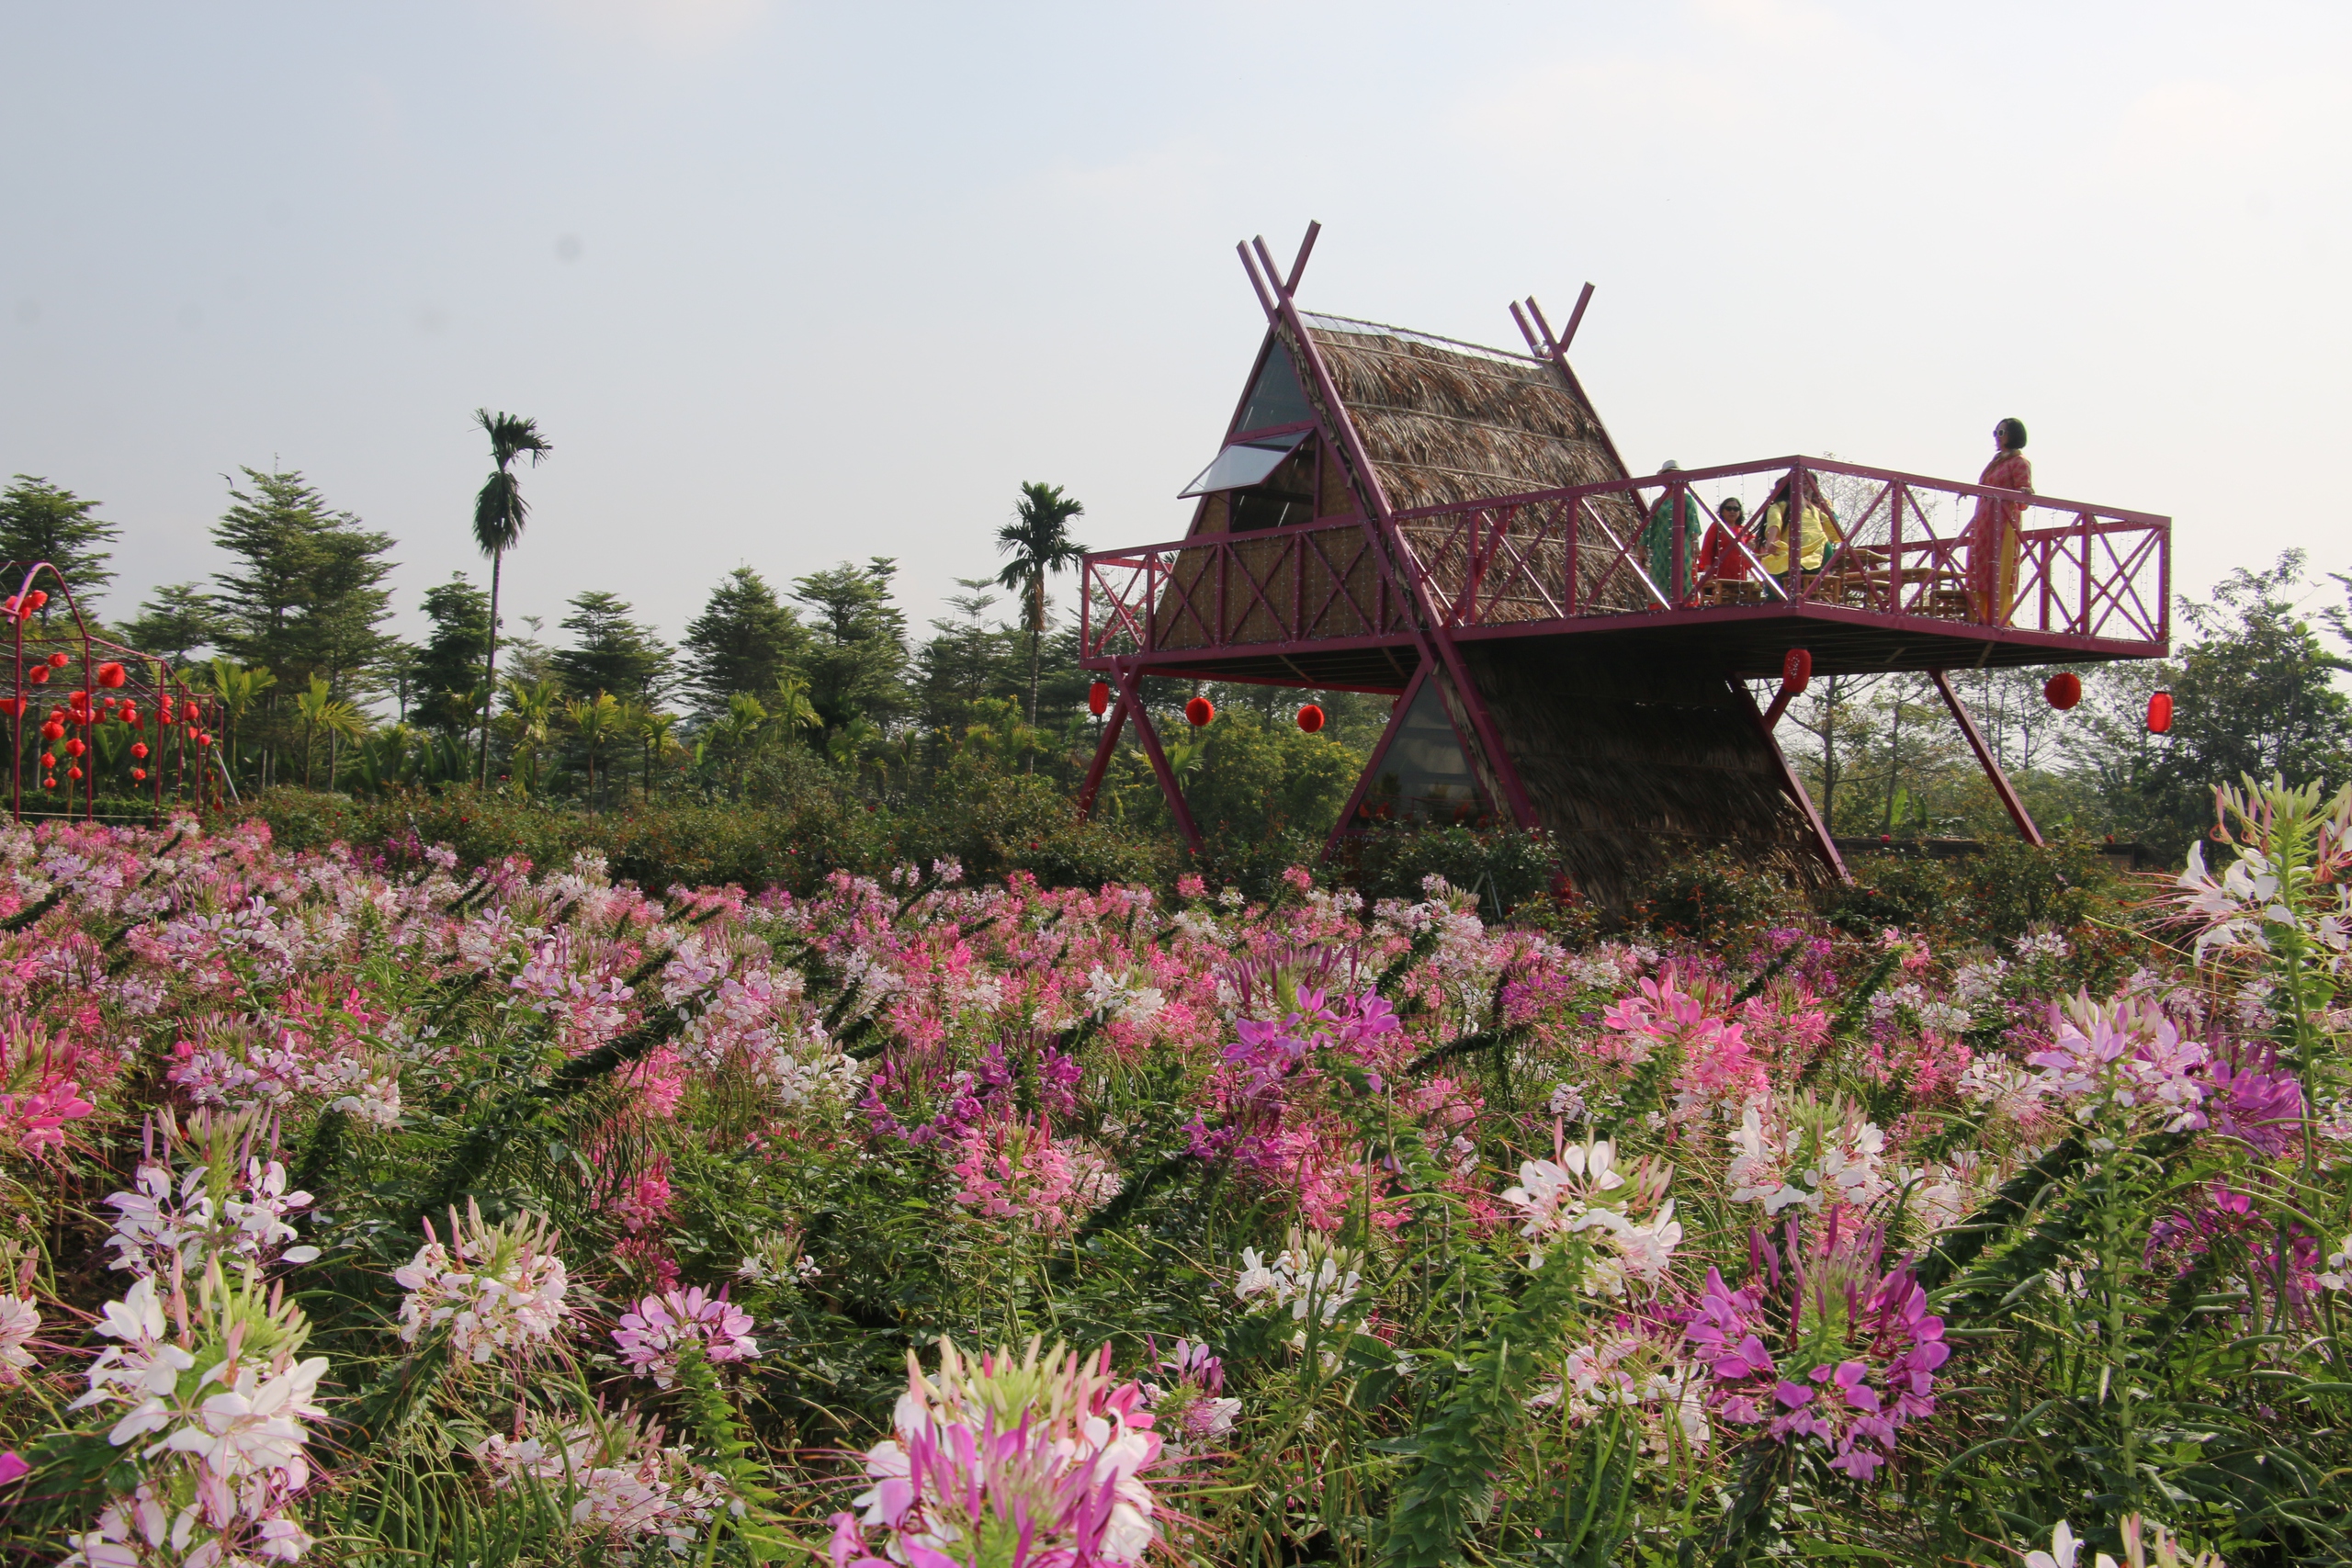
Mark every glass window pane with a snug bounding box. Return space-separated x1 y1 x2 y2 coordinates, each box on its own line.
1237 342 1314 432
1353 681 1490 827
1178 431 1307 497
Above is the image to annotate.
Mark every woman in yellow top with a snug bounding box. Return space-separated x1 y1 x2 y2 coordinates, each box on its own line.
1755 470 1844 595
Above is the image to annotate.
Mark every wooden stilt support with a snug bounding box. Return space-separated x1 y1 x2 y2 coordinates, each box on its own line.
1928 668 2044 847
1731 676 1850 885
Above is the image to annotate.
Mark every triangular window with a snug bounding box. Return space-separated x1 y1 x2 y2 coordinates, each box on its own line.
1236 340 1313 433
1349 679 1492 829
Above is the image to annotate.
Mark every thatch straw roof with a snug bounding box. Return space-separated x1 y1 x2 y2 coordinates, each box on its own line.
1295 313 1628 513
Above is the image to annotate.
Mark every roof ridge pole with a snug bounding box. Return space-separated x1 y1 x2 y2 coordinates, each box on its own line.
1240 228 1540 833
1928 668 2044 846
1520 289 1635 483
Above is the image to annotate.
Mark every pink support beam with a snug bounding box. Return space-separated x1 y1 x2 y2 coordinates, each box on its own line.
1117 665 1203 854
1321 660 1429 861
1732 677 1850 885
1928 668 2044 847
1072 687 1129 822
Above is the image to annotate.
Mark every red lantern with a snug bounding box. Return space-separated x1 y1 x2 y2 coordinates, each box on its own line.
131 768 146 782
40 777 53 790
0 699 16 717
27 591 47 611
39 754 53 769
63 739 84 758
158 700 174 724
130 742 148 760
2148 690 2174 735
27 667 47 685
1088 681 1110 716
1296 704 1326 733
1781 647 1813 696
119 705 138 726
44 652 65 670
96 662 125 689
65 766 81 781
1184 696 1215 727
195 733 211 748
2043 671 2082 710
39 721 61 742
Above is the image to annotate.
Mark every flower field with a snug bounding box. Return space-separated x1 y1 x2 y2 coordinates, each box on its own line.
0 783 2346 1566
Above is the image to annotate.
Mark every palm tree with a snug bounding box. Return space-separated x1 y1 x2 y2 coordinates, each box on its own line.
628 705 680 801
292 673 368 788
470 410 553 789
771 672 821 742
206 659 277 790
500 676 562 795
565 690 623 809
994 482 1088 728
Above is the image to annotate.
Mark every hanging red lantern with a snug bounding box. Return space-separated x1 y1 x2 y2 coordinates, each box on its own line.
1296 704 1326 733
119 705 137 726
130 741 148 760
39 721 61 742
1088 681 1110 716
195 733 211 748
27 591 47 611
63 739 84 758
27 667 47 685
40 777 54 790
1184 696 1215 727
158 699 175 724
2043 671 2082 710
0 699 17 718
44 652 65 669
131 768 146 782
65 766 81 781
1781 647 1813 695
2148 690 2174 734
96 662 125 689
39 754 53 769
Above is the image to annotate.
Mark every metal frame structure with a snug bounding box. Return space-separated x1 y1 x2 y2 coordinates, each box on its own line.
1076 227 2173 878
0 562 217 824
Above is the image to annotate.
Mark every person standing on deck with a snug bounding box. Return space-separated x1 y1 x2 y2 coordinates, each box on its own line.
1969 418 2034 624
1757 470 1842 595
1642 460 1704 604
1697 496 1753 586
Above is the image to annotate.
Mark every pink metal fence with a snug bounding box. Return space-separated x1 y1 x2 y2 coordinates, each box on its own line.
1080 457 2169 663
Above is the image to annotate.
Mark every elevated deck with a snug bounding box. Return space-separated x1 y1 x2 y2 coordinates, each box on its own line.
1080 455 2169 691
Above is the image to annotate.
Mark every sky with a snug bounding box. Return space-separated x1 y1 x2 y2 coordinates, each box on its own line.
2 0 2347 660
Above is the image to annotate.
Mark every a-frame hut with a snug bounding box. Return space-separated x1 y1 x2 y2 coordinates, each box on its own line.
1078 226 2174 909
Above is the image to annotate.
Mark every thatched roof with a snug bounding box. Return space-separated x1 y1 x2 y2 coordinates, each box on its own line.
1295 312 1628 513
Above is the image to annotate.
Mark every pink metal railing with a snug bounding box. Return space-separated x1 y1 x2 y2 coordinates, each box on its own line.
1080 457 2170 662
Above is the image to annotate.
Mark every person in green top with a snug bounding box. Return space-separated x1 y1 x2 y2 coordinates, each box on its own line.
1641 460 1704 604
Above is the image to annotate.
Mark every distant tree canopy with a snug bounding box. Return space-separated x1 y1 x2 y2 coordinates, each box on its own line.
416 574 492 737
549 590 673 705
211 468 398 691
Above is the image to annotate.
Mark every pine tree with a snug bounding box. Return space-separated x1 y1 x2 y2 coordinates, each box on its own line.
0 475 120 608
550 591 673 705
416 574 492 737
789 558 907 736
118 583 227 668
681 567 805 719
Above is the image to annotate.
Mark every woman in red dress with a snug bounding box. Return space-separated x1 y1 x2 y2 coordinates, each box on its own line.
1970 418 2033 624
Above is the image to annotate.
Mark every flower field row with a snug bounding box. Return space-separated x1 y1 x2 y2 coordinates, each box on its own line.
0 780 2346 1564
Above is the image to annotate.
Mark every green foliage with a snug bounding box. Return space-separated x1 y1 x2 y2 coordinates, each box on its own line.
0 473 119 604
416 573 492 737
210 467 399 693
549 590 673 706
1342 821 1560 916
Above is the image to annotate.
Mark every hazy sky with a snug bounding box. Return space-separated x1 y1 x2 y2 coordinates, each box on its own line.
3 0 2346 657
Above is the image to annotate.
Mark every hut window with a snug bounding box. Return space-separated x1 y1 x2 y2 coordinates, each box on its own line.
1352 681 1490 829
1236 341 1313 433
1179 429 1307 498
